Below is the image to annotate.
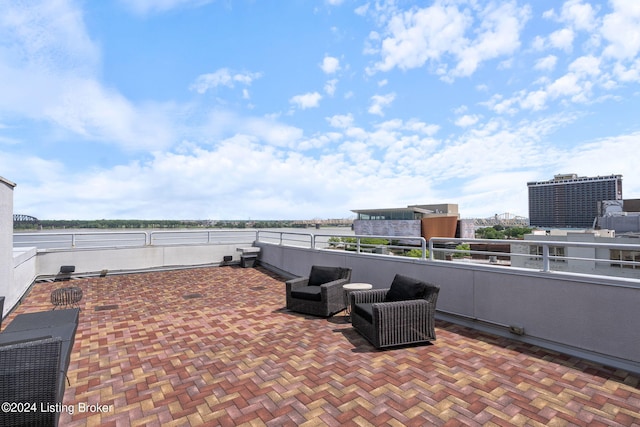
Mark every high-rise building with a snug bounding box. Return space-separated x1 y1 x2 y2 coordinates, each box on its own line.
527 174 622 228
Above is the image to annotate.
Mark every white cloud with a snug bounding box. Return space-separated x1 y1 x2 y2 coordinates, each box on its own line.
324 79 338 96
601 0 640 59
560 0 599 31
534 55 558 72
531 35 546 51
370 4 470 73
455 115 480 127
544 0 599 31
320 56 341 74
118 0 213 15
368 93 395 116
190 69 262 94
453 2 530 77
613 60 640 82
202 110 304 148
569 55 601 76
404 119 440 136
367 1 530 79
0 0 99 74
244 117 304 148
289 92 323 109
43 78 176 150
559 132 640 197
0 0 176 151
327 114 354 128
548 28 575 52
547 73 583 98
354 4 369 16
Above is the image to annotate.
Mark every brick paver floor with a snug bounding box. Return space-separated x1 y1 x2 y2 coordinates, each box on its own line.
4 266 639 426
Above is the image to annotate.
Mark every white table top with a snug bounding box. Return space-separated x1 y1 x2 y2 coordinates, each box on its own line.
343 283 373 290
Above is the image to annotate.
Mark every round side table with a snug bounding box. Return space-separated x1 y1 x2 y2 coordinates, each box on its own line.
343 283 372 317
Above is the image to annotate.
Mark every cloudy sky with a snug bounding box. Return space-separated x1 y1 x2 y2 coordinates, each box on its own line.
1 0 639 221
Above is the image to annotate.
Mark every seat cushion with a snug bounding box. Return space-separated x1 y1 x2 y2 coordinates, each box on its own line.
384 274 427 302
308 266 344 286
290 286 323 301
353 303 374 323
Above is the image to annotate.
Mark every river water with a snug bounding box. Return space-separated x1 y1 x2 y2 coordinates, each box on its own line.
13 227 355 250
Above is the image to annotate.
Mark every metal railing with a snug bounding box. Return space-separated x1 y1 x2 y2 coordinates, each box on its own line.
13 230 640 279
256 230 314 247
429 237 640 275
311 234 428 258
13 230 258 250
149 230 257 246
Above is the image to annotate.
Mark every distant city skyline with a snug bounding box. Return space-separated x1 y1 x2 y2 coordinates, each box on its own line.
1 1 639 220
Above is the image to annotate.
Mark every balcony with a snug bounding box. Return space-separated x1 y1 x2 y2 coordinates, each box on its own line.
4 229 640 424
3 264 639 425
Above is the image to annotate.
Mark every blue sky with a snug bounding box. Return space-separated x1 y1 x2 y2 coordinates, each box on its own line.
1 0 639 220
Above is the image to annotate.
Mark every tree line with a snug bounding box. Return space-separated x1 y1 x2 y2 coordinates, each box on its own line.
13 219 315 230
474 225 534 239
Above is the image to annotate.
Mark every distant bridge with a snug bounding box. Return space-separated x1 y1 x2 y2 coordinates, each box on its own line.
13 214 40 224
472 213 529 227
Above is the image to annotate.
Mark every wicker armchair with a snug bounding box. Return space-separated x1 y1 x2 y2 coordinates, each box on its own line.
351 274 439 348
286 265 352 317
0 337 64 426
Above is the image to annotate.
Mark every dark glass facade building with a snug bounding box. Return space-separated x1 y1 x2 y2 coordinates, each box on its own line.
528 174 622 228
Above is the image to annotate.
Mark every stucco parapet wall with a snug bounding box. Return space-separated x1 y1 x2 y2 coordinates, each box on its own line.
0 176 17 188
14 247 37 267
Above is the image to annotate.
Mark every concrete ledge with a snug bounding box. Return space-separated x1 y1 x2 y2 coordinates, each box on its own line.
236 247 261 254
13 247 36 267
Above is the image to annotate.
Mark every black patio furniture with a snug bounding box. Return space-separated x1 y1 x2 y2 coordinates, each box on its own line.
0 308 80 426
350 274 439 348
285 265 352 317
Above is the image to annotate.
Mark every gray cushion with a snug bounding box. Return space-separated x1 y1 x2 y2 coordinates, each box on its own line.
353 303 374 323
384 274 427 302
290 286 322 301
308 266 344 286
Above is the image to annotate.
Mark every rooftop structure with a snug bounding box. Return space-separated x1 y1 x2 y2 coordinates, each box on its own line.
3 266 638 426
352 203 458 220
595 199 640 237
351 204 461 241
527 174 623 229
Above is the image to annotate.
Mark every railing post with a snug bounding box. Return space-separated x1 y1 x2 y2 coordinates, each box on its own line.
428 239 434 260
71 233 76 248
542 244 550 272
356 237 361 253
421 238 427 260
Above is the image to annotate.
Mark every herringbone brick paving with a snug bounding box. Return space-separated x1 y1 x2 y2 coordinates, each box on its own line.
4 266 639 426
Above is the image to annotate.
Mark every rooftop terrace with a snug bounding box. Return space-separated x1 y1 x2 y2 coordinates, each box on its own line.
4 265 639 426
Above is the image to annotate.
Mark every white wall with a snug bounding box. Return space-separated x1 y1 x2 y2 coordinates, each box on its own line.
0 177 17 318
34 243 254 277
